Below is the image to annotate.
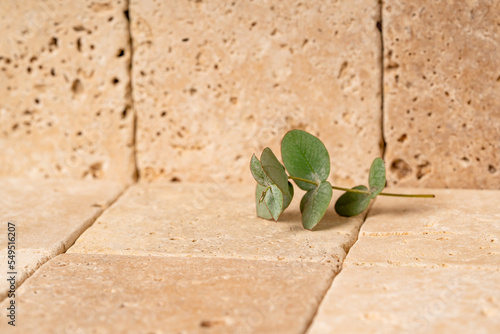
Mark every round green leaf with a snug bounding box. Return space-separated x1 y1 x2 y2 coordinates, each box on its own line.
301 181 333 230
255 184 272 219
368 157 386 199
334 185 371 217
260 147 290 196
250 154 271 187
281 130 330 191
264 184 284 221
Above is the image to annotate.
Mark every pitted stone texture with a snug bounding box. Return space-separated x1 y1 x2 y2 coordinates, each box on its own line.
346 188 500 269
0 0 134 182
0 253 334 333
383 1 500 189
308 266 500 334
69 182 367 269
131 0 382 186
0 178 124 299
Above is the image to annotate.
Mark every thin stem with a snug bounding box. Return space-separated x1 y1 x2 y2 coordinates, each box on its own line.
288 176 435 198
378 192 435 198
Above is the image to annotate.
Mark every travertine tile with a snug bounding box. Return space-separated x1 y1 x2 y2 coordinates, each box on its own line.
131 0 382 186
0 253 334 333
383 1 500 188
308 266 500 334
69 182 367 269
0 178 124 299
0 0 135 182
345 188 500 269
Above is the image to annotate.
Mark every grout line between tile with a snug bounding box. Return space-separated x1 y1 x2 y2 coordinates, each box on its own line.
301 205 375 334
379 0 387 160
0 184 134 305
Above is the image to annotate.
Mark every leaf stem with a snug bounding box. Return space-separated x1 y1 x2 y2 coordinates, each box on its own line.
288 176 435 198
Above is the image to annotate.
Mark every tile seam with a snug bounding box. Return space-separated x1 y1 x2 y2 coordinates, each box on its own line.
301 204 376 333
0 184 134 305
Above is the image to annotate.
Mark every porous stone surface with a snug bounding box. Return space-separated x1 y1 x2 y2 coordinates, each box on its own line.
131 0 382 186
0 177 124 300
308 266 500 334
0 253 334 333
69 182 367 269
347 188 500 269
308 188 500 333
383 1 500 189
0 0 135 182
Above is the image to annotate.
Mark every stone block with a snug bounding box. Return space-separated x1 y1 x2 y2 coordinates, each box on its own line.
0 177 124 299
0 0 135 182
383 1 500 188
344 188 500 269
69 182 367 269
308 266 500 334
131 0 382 186
0 253 334 333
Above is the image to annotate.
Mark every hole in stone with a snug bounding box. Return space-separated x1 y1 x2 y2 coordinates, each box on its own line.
108 16 114 22
189 87 197 95
76 38 82 52
160 111 167 117
117 49 125 57
182 38 189 42
229 97 238 105
488 165 496 173
51 68 56 76
49 37 58 48
71 79 84 94
170 176 181 182
112 77 120 85
124 10 130 21
390 159 412 179
27 67 31 73
397 134 407 143
121 107 128 119
73 25 85 32
376 21 381 32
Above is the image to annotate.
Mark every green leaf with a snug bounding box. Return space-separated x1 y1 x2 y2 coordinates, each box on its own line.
281 130 330 191
250 154 271 186
255 184 272 219
264 184 284 221
260 147 290 196
335 185 371 217
282 181 294 210
301 181 333 230
368 157 386 199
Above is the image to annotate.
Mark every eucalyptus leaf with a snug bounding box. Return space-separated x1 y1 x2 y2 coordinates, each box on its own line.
281 130 330 191
335 185 371 217
301 181 333 230
264 184 284 221
260 147 290 196
250 154 271 186
255 184 272 219
368 157 386 199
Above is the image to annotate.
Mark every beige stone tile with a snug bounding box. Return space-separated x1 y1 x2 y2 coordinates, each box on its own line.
308 266 500 334
69 182 367 269
0 253 334 333
345 233 499 269
344 188 500 269
0 0 135 183
383 1 500 189
0 178 125 299
131 0 382 187
360 188 500 235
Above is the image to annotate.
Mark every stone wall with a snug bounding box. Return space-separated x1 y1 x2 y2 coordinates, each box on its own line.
130 0 382 186
0 0 135 183
383 0 500 189
1 0 499 189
